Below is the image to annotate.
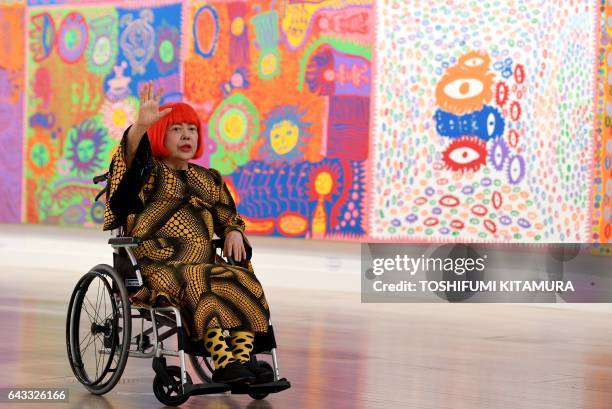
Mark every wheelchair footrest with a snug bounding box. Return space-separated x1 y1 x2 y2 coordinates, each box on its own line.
184 382 231 396
231 378 291 395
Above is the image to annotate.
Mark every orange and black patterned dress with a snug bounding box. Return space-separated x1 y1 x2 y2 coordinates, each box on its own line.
103 128 270 339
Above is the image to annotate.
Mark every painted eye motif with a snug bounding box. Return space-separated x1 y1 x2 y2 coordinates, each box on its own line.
486 112 497 137
436 105 503 142
442 137 487 172
457 51 491 72
506 154 526 185
30 12 56 62
492 191 502 209
464 57 485 68
484 219 497 234
514 64 525 84
489 138 509 171
508 129 520 147
510 101 522 121
443 78 485 100
439 195 460 207
450 220 465 230
57 12 88 64
449 146 480 163
436 66 494 114
495 82 509 107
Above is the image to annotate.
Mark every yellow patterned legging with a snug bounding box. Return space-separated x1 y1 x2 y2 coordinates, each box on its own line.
204 328 255 369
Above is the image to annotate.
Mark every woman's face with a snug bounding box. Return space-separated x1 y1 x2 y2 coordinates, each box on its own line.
164 122 198 161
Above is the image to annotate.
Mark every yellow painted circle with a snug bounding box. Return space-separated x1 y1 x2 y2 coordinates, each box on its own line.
261 53 278 76
111 108 128 127
231 17 245 36
222 112 246 141
314 171 333 195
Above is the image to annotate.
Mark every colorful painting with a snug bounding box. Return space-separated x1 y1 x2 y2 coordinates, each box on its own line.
24 3 182 226
0 4 24 223
371 0 601 243
184 0 373 239
0 0 609 245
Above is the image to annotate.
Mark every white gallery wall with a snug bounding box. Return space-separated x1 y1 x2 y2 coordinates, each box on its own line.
0 224 609 314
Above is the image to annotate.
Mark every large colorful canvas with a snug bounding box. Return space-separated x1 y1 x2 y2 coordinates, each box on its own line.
24 2 182 226
371 0 601 243
0 3 24 223
183 0 373 239
6 0 610 245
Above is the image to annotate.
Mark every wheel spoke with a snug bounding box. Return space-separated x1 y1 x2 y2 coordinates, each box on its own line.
79 332 94 349
103 290 107 328
95 278 102 321
93 335 100 381
80 299 96 324
100 339 108 381
81 332 97 355
85 295 102 323
100 310 115 324
70 270 129 390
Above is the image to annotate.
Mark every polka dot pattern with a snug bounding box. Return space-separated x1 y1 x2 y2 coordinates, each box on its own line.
371 0 598 242
104 133 270 339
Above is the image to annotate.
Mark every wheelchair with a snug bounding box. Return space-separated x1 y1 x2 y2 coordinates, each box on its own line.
65 173 291 406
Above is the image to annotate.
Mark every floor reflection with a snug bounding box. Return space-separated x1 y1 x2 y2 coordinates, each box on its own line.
0 288 611 409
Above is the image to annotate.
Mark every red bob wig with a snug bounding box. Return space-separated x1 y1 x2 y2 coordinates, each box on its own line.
147 102 204 159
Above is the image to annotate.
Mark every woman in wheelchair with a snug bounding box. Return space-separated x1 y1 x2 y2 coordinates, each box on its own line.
102 82 273 386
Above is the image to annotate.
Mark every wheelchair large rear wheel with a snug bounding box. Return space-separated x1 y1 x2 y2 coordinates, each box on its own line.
66 264 131 395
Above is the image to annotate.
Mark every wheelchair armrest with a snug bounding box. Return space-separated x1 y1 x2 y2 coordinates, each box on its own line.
109 237 142 247
212 238 223 249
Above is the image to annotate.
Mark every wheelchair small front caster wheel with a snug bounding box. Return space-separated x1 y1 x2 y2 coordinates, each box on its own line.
153 366 192 406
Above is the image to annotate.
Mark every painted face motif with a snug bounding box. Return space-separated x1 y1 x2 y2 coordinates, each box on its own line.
259 105 311 164
270 119 299 155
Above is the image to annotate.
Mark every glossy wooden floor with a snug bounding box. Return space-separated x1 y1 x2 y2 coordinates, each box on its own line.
0 282 611 409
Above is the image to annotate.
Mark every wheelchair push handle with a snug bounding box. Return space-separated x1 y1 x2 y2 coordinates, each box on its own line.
93 172 109 184
93 172 110 202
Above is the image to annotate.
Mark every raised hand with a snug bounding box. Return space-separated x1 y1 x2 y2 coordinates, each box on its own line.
125 81 172 168
135 81 172 128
